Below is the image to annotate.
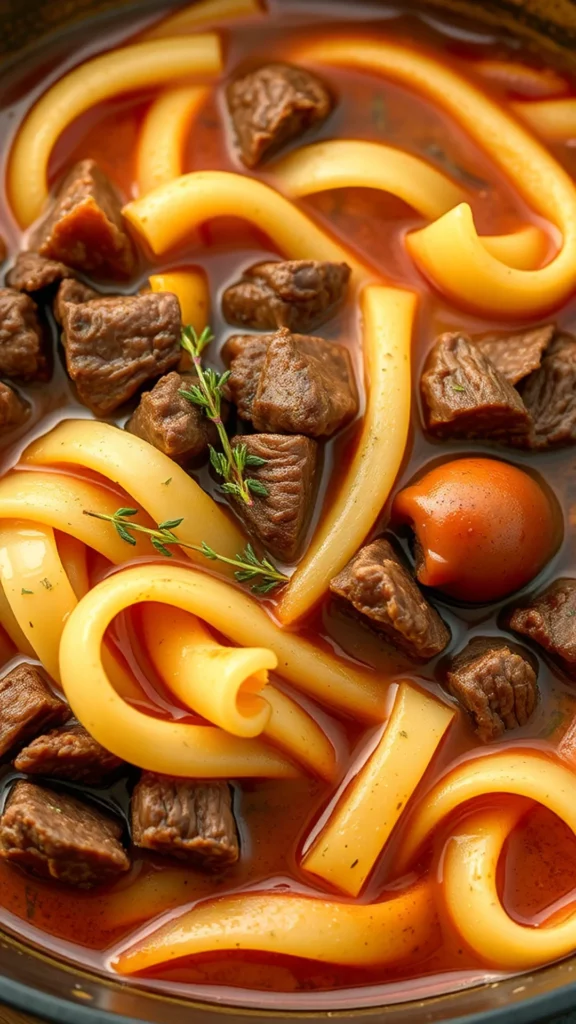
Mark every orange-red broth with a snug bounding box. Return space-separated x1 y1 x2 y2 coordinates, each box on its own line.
0 0 576 1010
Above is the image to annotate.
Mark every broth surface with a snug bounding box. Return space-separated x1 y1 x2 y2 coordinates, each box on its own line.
0 0 575 1010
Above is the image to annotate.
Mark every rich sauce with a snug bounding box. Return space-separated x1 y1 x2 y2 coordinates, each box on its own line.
0 0 576 1011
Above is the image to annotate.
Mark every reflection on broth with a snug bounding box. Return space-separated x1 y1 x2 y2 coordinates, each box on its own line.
0 0 575 1012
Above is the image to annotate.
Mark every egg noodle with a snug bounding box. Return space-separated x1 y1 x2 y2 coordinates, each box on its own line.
4 0 576 979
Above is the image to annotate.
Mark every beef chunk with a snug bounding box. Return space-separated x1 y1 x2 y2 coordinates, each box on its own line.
222 260 350 333
0 781 129 887
31 159 135 280
126 371 216 463
0 288 48 381
222 333 268 421
330 539 450 660
509 579 576 677
0 237 6 263
54 278 98 326
513 333 576 450
62 292 181 415
475 324 554 385
0 383 29 429
227 62 332 168
131 774 239 870
5 252 75 295
230 433 318 561
421 332 530 440
0 664 70 758
14 724 124 784
446 637 538 742
224 328 358 438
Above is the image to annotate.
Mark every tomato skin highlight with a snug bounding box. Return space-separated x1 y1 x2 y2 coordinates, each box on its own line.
393 457 560 603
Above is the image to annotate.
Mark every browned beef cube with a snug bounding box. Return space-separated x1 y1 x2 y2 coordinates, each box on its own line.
62 292 181 415
131 773 239 870
446 637 538 742
0 781 129 887
5 252 75 295
513 333 576 449
224 328 358 438
14 724 124 784
227 62 332 168
330 539 450 660
126 371 216 463
421 332 530 440
253 329 357 437
31 159 135 280
509 579 576 677
474 324 554 385
222 260 350 333
0 288 48 381
0 664 70 757
230 433 318 561
0 383 29 429
54 278 99 326
222 333 269 421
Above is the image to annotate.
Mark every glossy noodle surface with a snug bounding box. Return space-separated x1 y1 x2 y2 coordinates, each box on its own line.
0 0 575 1013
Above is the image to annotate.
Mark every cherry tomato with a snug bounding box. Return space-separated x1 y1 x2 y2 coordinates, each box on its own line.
393 457 560 603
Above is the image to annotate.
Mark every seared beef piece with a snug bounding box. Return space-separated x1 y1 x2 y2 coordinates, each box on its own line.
0 288 48 381
62 292 181 416
14 724 124 784
230 433 318 561
224 328 358 438
421 332 530 440
54 278 98 326
222 260 351 333
330 539 450 660
126 371 216 463
222 333 268 421
513 333 576 450
31 159 135 280
0 383 29 429
227 62 332 168
0 664 70 758
131 774 239 870
0 237 6 263
446 637 538 742
474 324 554 386
0 781 129 887
509 579 576 677
6 252 76 295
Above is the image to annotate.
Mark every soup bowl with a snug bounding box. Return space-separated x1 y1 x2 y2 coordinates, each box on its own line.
0 1 576 1022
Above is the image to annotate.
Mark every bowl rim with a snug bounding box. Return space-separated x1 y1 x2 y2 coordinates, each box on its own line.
1 3 576 1024
3 972 576 1024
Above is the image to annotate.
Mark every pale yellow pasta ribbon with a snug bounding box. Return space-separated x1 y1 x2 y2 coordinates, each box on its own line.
302 682 454 896
273 139 547 270
149 269 210 334
512 99 576 142
141 604 274 739
114 882 438 975
123 171 370 280
137 87 208 196
442 801 576 970
292 38 576 317
9 35 222 227
141 604 337 778
278 284 415 624
397 749 576 872
60 564 385 726
141 0 263 40
22 420 246 568
0 521 77 682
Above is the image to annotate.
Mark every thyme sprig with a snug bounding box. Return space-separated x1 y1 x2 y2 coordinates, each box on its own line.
179 325 267 506
83 508 289 595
